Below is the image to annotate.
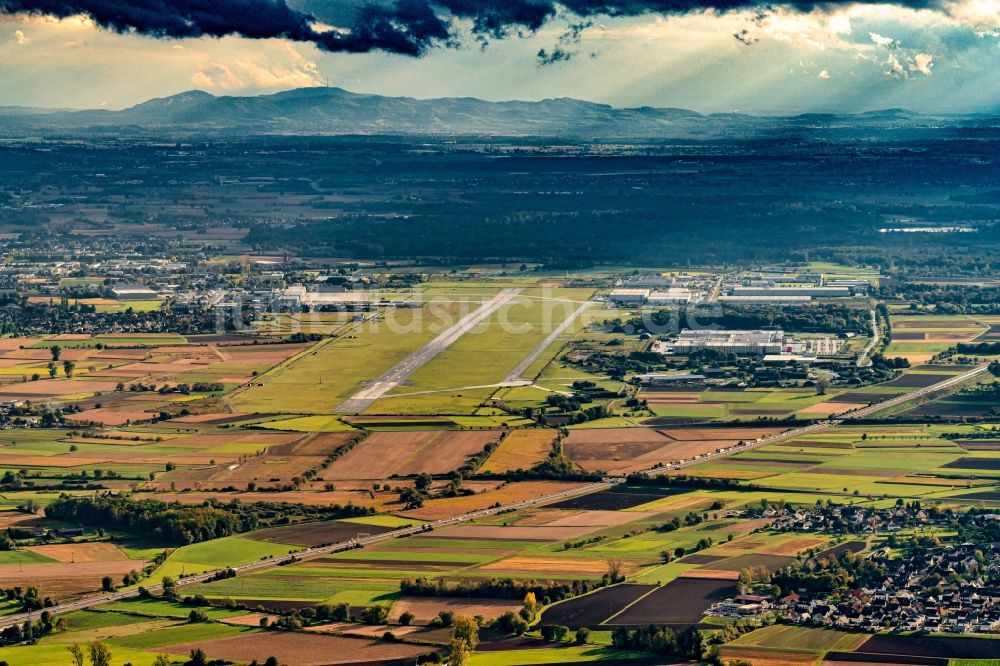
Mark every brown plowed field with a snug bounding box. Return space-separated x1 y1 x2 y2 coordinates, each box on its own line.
608 577 735 625
539 584 656 628
432 524 595 541
400 481 587 521
247 521 397 547
390 597 522 625
161 631 433 665
658 427 787 440
723 647 820 666
323 430 501 480
0 560 148 600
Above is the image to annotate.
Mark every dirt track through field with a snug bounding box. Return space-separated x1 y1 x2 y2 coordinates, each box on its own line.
336 287 522 413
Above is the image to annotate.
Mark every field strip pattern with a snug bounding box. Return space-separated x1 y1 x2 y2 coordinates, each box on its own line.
503 300 595 384
335 287 523 413
0 480 611 628
7 368 988 629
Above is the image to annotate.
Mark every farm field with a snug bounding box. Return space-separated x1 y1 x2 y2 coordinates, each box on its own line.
480 429 558 473
563 425 788 474
3 269 1000 666
884 315 988 363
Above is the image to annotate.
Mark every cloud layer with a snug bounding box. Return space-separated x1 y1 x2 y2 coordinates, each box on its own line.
0 0 982 58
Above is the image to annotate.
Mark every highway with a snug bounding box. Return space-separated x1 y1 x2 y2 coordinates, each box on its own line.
335 288 523 413
0 363 986 629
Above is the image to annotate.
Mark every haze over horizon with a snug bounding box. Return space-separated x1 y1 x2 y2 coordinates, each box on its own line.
0 0 998 115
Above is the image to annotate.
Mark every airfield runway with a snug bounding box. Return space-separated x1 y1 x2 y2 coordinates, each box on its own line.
335 287 523 413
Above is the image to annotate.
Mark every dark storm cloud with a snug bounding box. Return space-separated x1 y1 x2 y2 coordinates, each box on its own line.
0 0 952 57
0 0 451 55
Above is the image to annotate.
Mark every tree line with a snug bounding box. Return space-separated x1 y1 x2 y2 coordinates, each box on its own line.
45 494 372 546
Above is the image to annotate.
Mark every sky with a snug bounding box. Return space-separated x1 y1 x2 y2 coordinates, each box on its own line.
0 0 998 114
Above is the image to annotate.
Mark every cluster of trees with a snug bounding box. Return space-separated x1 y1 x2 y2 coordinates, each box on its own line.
0 608 62 646
45 494 372 546
870 353 910 370
399 576 603 602
610 624 705 659
0 585 56 613
879 283 1000 314
773 550 885 596
158 382 225 394
541 394 610 424
955 342 1000 356
625 473 750 491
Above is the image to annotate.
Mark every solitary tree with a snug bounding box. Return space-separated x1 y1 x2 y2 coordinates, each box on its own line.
451 615 479 651
87 640 112 666
67 644 85 666
606 558 624 583
63 360 76 379
50 345 61 362
448 638 469 666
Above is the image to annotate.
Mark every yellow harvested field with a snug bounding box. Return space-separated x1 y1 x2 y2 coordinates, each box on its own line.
25 542 128 563
797 401 867 416
758 537 828 556
884 353 935 363
679 568 740 580
480 429 556 474
478 556 640 576
540 509 654 528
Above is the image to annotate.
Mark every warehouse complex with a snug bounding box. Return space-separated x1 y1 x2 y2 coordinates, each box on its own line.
653 329 840 357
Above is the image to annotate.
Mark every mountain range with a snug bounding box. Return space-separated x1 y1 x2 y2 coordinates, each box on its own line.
0 87 995 138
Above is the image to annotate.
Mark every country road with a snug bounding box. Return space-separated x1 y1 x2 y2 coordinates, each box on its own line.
0 363 986 629
857 309 880 368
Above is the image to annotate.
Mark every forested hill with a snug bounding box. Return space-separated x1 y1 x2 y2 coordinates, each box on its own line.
1 87 998 138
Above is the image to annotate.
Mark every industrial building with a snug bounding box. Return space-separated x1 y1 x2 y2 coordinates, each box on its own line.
618 273 672 289
654 329 839 357
730 286 852 298
647 288 692 305
717 295 811 305
634 373 706 387
110 284 160 300
608 288 650 304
